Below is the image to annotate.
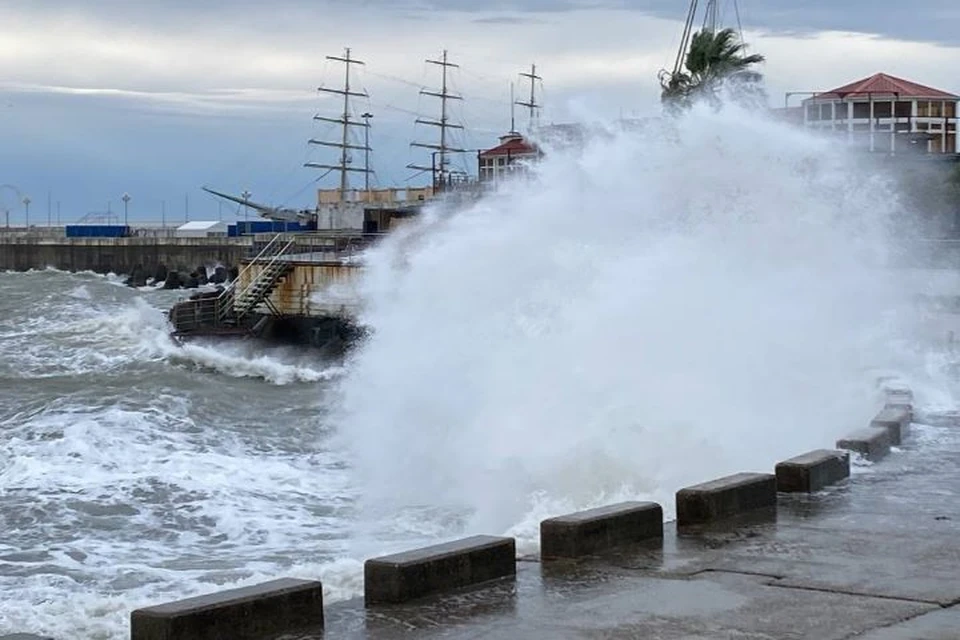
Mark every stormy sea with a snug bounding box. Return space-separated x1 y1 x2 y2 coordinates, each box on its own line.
2 105 959 639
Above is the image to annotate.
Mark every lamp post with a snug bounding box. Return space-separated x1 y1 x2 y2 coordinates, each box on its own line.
361 112 373 192
241 190 251 222
122 192 130 226
22 196 30 227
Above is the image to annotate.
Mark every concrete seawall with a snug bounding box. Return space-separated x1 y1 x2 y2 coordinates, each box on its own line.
0 237 250 274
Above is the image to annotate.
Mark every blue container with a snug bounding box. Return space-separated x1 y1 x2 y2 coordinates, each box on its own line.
227 224 238 237
66 224 130 238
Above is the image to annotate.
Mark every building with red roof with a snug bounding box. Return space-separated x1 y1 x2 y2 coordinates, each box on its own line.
478 132 541 183
802 72 958 155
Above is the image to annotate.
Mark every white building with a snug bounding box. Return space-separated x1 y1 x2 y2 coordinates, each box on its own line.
802 73 959 155
175 221 229 238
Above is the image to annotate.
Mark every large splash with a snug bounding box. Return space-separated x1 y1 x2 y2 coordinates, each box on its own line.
334 105 919 552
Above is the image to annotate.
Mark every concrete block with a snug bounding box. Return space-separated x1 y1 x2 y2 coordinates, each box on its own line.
836 427 891 461
676 472 777 527
364 535 516 605
130 578 323 640
540 502 663 559
884 390 913 418
871 407 911 446
775 449 850 493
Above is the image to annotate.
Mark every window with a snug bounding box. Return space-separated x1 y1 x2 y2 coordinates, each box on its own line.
853 102 870 118
946 102 957 119
819 103 832 120
895 101 912 117
806 103 819 121
931 102 943 117
873 101 892 118
835 102 849 119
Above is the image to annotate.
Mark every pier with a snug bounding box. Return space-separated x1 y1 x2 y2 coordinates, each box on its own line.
5 384 951 639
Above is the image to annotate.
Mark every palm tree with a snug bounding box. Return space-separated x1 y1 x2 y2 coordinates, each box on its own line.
661 28 765 110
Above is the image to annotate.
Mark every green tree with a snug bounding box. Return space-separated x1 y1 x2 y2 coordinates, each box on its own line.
661 28 766 110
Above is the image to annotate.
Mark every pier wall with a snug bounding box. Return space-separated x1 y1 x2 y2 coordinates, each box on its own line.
0 237 250 274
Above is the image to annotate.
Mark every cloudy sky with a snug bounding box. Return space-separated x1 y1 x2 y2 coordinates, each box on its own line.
1 0 959 223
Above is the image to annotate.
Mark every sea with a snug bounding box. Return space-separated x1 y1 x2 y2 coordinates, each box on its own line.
2 103 959 639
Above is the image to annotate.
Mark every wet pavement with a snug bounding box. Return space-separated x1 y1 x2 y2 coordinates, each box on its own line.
315 407 960 639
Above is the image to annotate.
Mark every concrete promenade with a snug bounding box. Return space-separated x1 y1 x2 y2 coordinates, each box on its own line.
315 407 960 639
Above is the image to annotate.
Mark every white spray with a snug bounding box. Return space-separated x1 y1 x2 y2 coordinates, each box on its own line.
334 104 916 553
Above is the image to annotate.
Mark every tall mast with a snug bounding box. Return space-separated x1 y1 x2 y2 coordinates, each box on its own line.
703 0 718 33
305 47 371 203
515 63 542 132
408 49 464 191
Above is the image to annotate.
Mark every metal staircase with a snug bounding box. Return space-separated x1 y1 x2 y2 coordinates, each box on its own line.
217 234 295 324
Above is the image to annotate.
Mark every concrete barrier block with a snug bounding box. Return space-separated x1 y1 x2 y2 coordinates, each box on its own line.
130 578 323 640
775 449 850 493
540 501 663 559
836 427 891 461
884 390 913 417
676 472 777 527
871 407 911 446
364 535 516 605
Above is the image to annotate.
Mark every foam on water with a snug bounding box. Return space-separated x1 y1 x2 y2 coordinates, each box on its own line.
0 270 354 638
333 104 936 556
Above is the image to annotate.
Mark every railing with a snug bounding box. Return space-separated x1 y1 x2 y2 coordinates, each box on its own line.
217 234 296 323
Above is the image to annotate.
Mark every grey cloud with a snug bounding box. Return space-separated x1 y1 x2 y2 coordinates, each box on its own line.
7 0 960 45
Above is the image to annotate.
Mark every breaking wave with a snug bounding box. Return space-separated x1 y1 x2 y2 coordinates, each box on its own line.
334 104 930 554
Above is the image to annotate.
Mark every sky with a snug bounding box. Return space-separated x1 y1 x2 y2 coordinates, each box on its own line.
1 0 959 223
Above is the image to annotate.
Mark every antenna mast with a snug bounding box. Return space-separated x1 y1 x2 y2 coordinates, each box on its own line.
305 47 372 203
407 49 465 191
516 63 542 132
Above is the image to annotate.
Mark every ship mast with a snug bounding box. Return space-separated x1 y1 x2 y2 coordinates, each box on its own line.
305 47 372 203
515 63 542 133
703 0 718 33
407 50 465 192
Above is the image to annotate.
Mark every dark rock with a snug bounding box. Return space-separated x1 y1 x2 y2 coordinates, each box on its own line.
162 271 183 290
185 275 200 289
210 266 229 284
228 265 239 282
153 263 168 284
125 264 147 288
196 265 209 285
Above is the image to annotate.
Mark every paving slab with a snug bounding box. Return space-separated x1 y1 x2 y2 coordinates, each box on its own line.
853 606 960 639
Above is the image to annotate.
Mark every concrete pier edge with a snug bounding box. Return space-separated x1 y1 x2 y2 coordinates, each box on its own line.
675 472 778 527
129 578 323 640
870 407 911 446
363 535 517 605
775 449 851 493
836 426 893 461
540 501 663 560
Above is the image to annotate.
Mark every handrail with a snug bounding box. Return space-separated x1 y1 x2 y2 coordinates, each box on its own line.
228 237 297 318
217 233 287 301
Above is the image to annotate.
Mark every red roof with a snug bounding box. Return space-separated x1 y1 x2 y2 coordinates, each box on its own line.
813 73 958 100
479 134 539 158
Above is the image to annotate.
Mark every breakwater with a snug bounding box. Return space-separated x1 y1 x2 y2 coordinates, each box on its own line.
0 236 249 275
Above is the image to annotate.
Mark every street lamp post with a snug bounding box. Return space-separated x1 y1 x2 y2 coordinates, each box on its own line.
241 190 251 222
361 112 373 192
122 192 131 226
22 196 30 227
